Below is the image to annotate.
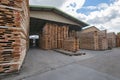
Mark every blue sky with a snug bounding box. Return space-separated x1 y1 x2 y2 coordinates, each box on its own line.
30 0 120 33
77 0 113 15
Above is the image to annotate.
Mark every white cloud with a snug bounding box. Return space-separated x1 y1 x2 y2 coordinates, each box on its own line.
77 0 120 33
29 0 119 33
98 3 109 9
60 0 86 17
29 0 66 7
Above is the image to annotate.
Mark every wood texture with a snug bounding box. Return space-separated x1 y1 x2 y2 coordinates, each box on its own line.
0 0 29 73
39 23 79 52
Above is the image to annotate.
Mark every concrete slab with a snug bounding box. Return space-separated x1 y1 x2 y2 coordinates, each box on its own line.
1 48 93 80
1 48 120 80
24 63 119 80
77 48 120 78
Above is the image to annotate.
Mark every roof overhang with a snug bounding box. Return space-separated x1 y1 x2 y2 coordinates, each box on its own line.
30 6 89 28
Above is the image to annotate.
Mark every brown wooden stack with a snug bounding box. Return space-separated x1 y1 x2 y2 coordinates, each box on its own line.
39 23 69 50
0 64 19 73
107 32 116 48
39 23 79 52
98 30 108 50
69 30 77 38
0 28 21 63
79 31 99 50
0 0 22 8
0 0 29 73
63 37 79 52
116 33 120 47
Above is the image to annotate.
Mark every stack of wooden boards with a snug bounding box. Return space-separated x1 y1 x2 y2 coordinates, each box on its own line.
0 0 29 74
78 26 120 50
78 27 108 50
39 23 79 52
107 32 116 48
116 33 120 47
63 37 79 52
98 30 108 50
79 31 99 50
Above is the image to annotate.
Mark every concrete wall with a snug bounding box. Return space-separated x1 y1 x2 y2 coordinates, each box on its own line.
30 11 80 26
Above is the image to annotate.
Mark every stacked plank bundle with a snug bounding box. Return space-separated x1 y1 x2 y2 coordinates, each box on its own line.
98 30 108 50
40 23 69 49
116 33 120 47
79 31 99 50
107 32 116 48
0 0 29 73
63 37 79 52
39 23 79 52
78 26 109 50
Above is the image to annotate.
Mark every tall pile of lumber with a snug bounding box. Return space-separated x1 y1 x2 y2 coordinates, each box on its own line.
98 30 108 50
116 33 120 47
107 32 116 48
79 29 108 50
63 37 79 52
0 0 29 73
79 31 99 50
39 23 79 52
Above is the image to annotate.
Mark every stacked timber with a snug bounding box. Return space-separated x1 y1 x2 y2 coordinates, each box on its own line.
98 30 108 50
40 23 69 49
116 33 120 47
78 26 108 50
79 31 99 50
63 37 79 52
39 23 79 52
107 32 116 48
0 0 29 73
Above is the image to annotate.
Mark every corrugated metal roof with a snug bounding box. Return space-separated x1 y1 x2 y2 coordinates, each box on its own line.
30 6 89 27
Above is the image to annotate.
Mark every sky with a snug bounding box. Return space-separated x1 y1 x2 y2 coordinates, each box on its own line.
29 0 120 33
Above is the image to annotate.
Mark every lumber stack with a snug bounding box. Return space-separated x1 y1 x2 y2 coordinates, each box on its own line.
63 37 79 52
116 33 120 47
0 0 22 8
39 23 69 49
98 30 108 50
0 0 29 73
39 23 79 52
107 32 116 48
0 28 21 63
79 31 99 50
78 28 108 50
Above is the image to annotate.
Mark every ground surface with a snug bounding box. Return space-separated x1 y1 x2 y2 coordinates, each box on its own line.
1 48 120 80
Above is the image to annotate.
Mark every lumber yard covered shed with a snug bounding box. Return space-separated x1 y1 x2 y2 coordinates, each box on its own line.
29 6 89 52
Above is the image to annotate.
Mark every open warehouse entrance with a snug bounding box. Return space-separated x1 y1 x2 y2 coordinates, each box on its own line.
29 17 46 48
30 17 82 49
29 6 88 52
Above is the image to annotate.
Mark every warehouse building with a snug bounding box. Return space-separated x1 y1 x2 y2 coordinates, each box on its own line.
29 6 89 51
0 4 89 74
